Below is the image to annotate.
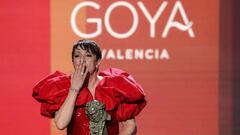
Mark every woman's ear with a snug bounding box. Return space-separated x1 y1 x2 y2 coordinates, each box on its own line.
96 59 101 66
96 60 101 72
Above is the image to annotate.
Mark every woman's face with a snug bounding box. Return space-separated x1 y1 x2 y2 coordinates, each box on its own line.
73 46 100 74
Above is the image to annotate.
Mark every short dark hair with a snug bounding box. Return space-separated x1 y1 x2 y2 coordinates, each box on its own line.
72 40 102 62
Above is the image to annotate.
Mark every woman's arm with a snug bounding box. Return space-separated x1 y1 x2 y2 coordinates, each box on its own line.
54 60 88 130
54 91 78 130
119 118 137 135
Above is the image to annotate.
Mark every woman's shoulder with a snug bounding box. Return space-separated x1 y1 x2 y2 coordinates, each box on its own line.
98 68 146 121
98 68 132 80
99 68 145 100
39 70 70 82
34 70 70 86
32 70 71 101
32 70 71 118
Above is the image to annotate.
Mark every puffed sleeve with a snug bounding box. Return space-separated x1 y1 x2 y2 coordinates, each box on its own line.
99 68 146 122
32 71 70 118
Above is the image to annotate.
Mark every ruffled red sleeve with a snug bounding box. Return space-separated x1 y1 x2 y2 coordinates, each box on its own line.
32 71 70 118
99 68 146 122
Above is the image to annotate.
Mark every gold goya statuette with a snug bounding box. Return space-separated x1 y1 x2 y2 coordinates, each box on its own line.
86 100 111 135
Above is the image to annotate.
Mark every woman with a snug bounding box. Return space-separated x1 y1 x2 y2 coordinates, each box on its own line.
32 40 146 135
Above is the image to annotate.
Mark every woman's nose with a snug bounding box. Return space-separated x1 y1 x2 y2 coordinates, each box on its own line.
80 57 86 63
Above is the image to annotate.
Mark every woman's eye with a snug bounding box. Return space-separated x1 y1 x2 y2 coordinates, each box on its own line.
87 54 92 57
74 55 79 58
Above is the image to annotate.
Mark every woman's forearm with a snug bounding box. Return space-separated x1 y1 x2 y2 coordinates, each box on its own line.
54 90 78 130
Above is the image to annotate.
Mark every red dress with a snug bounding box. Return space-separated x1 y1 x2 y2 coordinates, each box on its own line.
32 68 146 135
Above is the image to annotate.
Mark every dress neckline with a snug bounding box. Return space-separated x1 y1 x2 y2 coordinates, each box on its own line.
86 75 105 100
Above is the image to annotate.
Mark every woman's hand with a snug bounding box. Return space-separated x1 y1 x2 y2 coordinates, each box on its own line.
70 59 88 90
119 118 137 135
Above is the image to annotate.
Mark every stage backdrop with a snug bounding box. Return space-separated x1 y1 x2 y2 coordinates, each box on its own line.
0 0 223 135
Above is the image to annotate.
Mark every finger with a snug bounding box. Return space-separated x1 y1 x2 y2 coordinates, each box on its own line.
70 72 74 81
74 63 80 74
80 63 87 76
73 71 78 78
77 59 83 74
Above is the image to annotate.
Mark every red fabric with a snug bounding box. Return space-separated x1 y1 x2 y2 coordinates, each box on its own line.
32 68 146 135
